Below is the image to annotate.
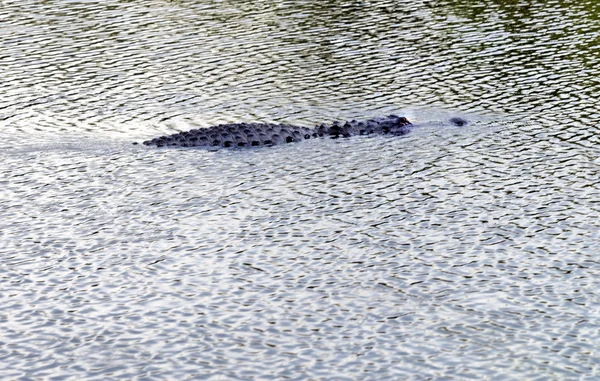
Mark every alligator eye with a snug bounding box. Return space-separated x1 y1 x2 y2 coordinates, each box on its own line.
286 136 295 143
304 134 310 139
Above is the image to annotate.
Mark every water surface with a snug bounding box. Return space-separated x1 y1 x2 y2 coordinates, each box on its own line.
1 0 599 380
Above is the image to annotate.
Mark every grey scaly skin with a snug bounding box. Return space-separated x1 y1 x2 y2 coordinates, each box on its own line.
139 115 466 149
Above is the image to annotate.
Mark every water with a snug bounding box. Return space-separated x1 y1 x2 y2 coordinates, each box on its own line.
1 0 599 379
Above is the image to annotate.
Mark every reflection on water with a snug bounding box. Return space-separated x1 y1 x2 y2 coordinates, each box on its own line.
1 0 599 380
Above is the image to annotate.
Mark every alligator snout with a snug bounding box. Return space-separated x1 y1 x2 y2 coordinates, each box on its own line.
449 117 468 127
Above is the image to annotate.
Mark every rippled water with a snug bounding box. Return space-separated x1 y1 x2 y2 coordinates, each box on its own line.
1 0 599 379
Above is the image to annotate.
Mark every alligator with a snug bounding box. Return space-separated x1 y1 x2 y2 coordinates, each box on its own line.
139 115 468 149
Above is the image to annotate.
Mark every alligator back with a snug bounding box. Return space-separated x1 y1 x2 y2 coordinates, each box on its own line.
141 115 413 149
142 123 315 148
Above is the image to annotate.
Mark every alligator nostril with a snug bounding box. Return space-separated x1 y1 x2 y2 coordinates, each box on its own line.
449 117 468 126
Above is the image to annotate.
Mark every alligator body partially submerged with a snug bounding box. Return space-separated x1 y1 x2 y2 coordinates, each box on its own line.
140 115 467 149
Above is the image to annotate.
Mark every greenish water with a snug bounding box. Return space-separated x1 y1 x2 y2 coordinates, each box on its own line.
1 1 599 380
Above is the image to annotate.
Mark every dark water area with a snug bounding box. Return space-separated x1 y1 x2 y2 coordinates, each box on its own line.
1 0 599 380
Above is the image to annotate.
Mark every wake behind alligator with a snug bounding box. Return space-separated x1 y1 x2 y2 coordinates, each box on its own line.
140 115 467 149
